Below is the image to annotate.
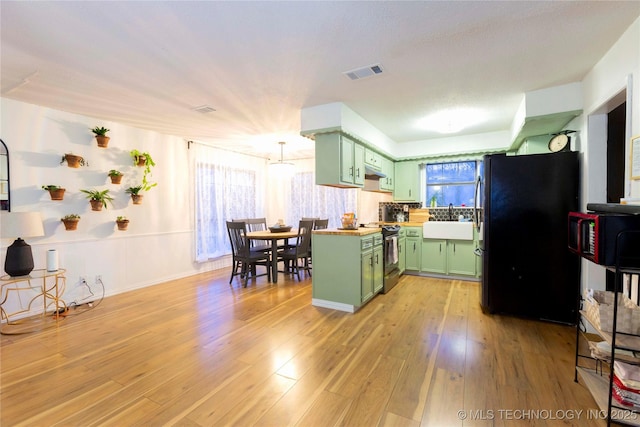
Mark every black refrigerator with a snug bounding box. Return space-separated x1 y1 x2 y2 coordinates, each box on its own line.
480 151 580 324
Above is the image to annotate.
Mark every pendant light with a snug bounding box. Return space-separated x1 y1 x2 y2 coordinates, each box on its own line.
270 141 294 171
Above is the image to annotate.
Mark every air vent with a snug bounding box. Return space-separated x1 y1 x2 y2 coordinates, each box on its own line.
343 64 384 81
192 105 216 114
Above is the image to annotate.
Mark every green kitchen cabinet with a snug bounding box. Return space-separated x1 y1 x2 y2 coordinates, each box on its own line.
312 231 383 312
421 239 447 274
365 148 382 170
398 228 406 274
380 156 395 191
404 227 422 271
373 243 384 294
394 161 420 201
315 132 365 187
361 247 374 304
447 239 476 276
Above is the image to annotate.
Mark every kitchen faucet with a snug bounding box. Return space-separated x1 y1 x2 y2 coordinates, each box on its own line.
448 203 453 221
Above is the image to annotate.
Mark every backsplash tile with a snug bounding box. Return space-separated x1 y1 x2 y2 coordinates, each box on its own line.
379 202 482 222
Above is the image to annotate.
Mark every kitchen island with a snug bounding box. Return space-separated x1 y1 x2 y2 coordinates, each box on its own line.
311 227 383 313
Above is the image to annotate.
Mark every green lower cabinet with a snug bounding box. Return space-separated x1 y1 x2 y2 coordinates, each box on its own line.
312 232 383 312
420 239 447 274
373 245 384 294
405 237 421 271
398 236 406 274
419 238 477 277
447 239 476 276
361 250 374 303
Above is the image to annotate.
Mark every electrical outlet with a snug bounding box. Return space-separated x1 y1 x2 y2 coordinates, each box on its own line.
95 275 102 284
79 276 86 284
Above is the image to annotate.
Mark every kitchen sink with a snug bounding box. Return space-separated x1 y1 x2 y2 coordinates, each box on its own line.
422 221 474 240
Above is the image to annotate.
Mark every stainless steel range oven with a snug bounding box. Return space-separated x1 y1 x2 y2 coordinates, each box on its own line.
381 225 401 293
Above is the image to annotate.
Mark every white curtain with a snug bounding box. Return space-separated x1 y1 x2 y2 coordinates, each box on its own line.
192 143 266 262
289 171 357 228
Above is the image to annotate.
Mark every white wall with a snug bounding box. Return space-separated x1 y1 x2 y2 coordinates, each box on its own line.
578 16 640 293
0 98 221 316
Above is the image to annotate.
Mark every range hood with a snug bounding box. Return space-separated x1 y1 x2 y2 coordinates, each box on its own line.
364 165 386 179
364 178 392 193
509 82 583 151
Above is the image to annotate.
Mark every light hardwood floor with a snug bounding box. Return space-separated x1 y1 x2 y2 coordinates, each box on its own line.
1 270 604 426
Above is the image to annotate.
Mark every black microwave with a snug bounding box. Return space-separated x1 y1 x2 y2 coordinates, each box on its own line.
568 211 640 266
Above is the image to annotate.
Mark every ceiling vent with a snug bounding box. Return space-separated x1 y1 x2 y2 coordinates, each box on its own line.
192 105 216 114
343 64 384 81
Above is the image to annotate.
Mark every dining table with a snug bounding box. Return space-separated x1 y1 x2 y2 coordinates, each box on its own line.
246 229 298 283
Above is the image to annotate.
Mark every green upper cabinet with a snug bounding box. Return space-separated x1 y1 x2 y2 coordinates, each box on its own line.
365 148 382 170
380 157 395 191
394 161 420 201
315 132 365 187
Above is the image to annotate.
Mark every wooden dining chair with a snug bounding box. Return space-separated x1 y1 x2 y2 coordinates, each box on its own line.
277 220 314 280
226 221 271 287
307 219 328 269
313 219 329 230
233 218 270 253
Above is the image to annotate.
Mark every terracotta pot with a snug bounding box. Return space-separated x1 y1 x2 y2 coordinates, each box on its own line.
65 154 83 168
48 188 65 200
95 135 110 148
116 220 129 231
131 194 143 205
136 156 147 167
90 200 103 211
62 219 79 231
109 174 123 184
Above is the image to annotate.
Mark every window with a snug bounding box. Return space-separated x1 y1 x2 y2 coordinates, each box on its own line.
194 148 263 262
426 160 482 207
289 171 357 228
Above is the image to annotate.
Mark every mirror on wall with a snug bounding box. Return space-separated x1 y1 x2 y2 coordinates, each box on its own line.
0 139 9 211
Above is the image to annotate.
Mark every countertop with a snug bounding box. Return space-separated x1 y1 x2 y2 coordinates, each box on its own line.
313 228 381 236
380 221 426 227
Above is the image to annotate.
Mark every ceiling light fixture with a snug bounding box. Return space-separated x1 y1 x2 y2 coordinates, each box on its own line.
192 105 216 114
417 107 486 134
270 141 295 171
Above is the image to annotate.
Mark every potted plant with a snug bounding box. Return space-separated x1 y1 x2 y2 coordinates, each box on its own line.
130 149 154 167
125 185 145 204
91 126 110 148
61 214 80 230
130 150 157 192
116 216 130 231
60 153 87 168
108 169 123 184
80 188 114 211
42 185 65 200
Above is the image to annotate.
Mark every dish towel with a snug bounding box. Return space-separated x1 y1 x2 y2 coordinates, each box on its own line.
389 236 398 265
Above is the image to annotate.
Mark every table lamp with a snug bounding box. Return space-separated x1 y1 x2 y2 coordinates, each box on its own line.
1 212 45 277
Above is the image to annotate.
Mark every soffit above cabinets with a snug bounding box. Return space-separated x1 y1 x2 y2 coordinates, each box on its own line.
509 82 583 151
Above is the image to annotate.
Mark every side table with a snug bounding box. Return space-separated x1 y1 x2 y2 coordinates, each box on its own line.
0 268 67 334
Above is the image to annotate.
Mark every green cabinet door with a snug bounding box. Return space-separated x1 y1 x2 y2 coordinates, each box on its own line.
354 142 365 186
361 250 374 304
398 236 406 274
380 157 395 191
340 136 355 184
421 239 447 274
394 161 420 201
373 245 384 294
314 132 364 188
405 237 421 270
447 239 476 276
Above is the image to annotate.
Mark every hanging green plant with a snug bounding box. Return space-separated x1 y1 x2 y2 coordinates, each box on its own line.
129 149 157 191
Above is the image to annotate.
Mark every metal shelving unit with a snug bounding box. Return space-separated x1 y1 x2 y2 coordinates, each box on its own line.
575 231 640 426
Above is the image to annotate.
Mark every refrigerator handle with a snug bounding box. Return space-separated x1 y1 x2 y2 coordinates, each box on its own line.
473 176 482 231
